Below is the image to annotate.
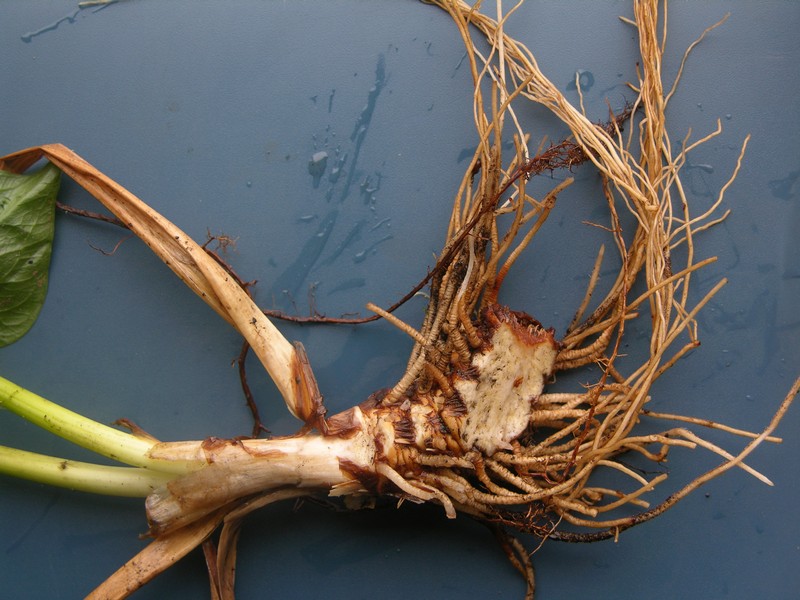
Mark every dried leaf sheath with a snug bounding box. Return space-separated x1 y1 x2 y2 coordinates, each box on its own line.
0 144 317 423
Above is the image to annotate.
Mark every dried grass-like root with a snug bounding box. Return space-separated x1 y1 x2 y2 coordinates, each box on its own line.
417 1 795 559
3 1 796 599
376 463 457 518
490 525 536 600
544 377 799 542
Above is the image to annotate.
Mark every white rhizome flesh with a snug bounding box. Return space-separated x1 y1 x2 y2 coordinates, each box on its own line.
0 2 797 600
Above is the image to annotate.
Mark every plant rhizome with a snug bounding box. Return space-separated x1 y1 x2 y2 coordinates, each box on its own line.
0 1 796 599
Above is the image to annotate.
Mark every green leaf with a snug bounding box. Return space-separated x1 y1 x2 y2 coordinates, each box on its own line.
0 162 60 346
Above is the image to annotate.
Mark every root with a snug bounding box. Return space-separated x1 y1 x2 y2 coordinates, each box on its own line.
1 2 794 600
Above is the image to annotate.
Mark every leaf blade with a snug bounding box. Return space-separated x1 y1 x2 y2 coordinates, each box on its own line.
0 162 60 346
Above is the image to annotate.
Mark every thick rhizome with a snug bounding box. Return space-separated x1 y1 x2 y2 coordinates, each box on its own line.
0 2 796 599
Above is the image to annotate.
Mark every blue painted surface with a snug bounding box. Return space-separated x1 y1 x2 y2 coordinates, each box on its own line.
1 2 798 598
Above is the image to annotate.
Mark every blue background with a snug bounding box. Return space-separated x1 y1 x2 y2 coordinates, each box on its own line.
1 2 798 598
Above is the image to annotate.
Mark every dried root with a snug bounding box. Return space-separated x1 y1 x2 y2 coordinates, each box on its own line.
0 1 796 599
373 0 784 544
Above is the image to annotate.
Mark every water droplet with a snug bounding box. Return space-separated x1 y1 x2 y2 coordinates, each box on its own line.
566 69 595 92
725 113 732 120
768 169 799 200
370 217 391 231
245 181 252 188
353 235 392 263
328 152 347 184
21 9 79 43
328 277 366 295
693 163 714 174
308 151 329 188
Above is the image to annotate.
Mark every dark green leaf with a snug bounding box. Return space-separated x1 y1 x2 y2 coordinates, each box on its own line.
0 162 61 346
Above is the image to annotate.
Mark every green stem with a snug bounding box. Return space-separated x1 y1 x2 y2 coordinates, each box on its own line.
0 375 154 465
0 445 173 497
0 375 196 474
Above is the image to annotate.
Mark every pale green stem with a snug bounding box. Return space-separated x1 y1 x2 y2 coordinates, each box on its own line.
0 445 174 497
0 375 197 474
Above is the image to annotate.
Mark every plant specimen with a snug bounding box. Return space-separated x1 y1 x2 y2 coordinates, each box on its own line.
1 1 796 599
